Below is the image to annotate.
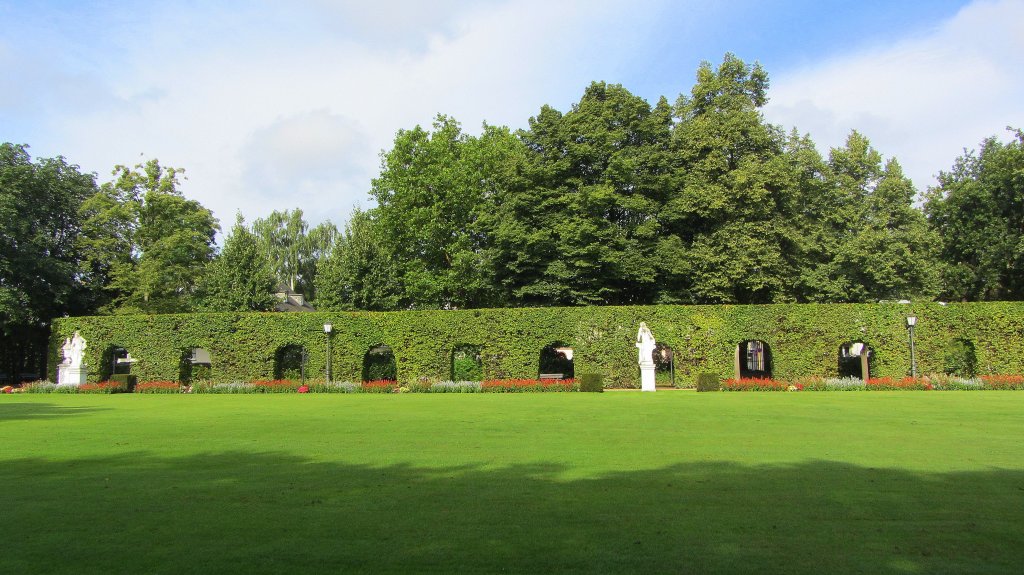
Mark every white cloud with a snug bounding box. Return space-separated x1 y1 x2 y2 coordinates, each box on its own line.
763 0 1024 191
6 0 660 230
8 0 1016 232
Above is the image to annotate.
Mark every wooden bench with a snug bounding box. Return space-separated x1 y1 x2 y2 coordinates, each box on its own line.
539 373 564 380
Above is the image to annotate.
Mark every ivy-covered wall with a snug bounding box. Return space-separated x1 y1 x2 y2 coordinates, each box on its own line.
49 302 1024 386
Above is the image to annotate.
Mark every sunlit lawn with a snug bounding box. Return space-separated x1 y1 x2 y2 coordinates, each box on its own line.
3 392 1023 574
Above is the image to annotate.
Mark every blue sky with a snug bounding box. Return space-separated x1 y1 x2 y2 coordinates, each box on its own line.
2 0 1021 230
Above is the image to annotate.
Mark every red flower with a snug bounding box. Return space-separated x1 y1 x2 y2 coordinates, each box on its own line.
722 378 788 391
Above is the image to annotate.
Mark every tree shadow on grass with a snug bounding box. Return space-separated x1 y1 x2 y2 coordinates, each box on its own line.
3 452 1022 574
0 402 108 422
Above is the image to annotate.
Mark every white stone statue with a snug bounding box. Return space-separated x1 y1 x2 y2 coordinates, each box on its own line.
61 337 73 366
636 322 656 392
636 322 656 365
57 332 88 386
69 331 87 368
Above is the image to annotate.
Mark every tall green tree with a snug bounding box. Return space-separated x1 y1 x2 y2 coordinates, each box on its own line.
80 160 219 313
488 82 673 306
666 54 800 303
199 214 277 311
251 209 336 299
926 129 1024 300
370 116 521 308
314 209 403 311
809 132 941 302
0 143 98 377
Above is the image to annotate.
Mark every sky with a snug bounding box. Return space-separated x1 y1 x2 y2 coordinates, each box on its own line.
2 0 1022 233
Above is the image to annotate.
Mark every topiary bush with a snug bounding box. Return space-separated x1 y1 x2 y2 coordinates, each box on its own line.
696 373 720 392
579 373 604 392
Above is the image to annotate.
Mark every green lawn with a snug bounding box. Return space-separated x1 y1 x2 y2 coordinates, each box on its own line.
3 392 1023 574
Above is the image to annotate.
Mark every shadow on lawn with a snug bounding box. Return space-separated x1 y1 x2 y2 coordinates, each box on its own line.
0 402 108 422
3 452 1022 574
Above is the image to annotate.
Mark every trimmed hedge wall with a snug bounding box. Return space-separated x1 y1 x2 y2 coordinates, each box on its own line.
49 302 1024 387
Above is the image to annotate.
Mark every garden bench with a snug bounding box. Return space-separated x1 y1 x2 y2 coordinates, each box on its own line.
539 373 564 380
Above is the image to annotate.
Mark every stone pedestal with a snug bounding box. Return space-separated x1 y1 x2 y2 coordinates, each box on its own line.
57 365 87 386
640 362 656 392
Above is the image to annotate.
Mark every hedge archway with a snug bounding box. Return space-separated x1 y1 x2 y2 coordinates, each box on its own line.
838 341 873 379
736 340 772 379
451 344 483 382
539 343 574 380
363 344 397 382
274 344 305 381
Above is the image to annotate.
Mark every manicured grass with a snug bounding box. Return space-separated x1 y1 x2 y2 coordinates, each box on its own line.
3 392 1023 574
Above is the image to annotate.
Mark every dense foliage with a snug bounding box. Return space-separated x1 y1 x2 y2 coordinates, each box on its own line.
0 144 98 380
50 301 1024 388
926 129 1024 301
199 214 277 312
251 208 337 299
318 54 995 310
79 160 219 313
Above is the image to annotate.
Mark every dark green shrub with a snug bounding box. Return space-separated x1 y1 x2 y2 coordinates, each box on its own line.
579 373 604 392
110 374 137 392
696 373 720 392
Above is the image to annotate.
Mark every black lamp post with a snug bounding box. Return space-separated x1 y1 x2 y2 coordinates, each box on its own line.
906 316 918 377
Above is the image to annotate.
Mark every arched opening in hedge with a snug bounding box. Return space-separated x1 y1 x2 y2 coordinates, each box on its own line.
735 340 772 380
451 344 483 382
362 344 397 382
943 338 977 377
539 343 574 380
179 347 212 384
274 344 305 381
838 341 874 380
99 345 133 381
654 342 675 387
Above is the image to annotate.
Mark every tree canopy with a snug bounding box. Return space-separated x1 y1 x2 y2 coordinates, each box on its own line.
926 128 1024 301
79 160 219 313
319 53 975 311
0 144 98 377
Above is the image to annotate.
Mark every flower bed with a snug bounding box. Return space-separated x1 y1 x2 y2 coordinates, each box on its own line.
480 379 577 392
251 379 302 393
78 380 131 394
979 375 1024 390
721 378 790 392
10 373 1024 394
135 381 181 394
430 381 483 393
866 377 934 391
361 380 397 393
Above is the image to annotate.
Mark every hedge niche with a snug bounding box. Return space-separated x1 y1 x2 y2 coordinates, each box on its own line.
49 302 1024 387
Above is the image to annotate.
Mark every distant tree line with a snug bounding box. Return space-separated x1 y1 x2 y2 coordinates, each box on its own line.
317 54 1023 309
2 54 1022 378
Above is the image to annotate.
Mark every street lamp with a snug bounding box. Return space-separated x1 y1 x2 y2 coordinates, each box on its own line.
324 323 333 382
906 316 917 378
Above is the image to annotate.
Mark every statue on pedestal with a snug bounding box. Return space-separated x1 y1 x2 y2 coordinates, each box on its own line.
57 331 88 386
636 322 656 392
69 331 87 368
